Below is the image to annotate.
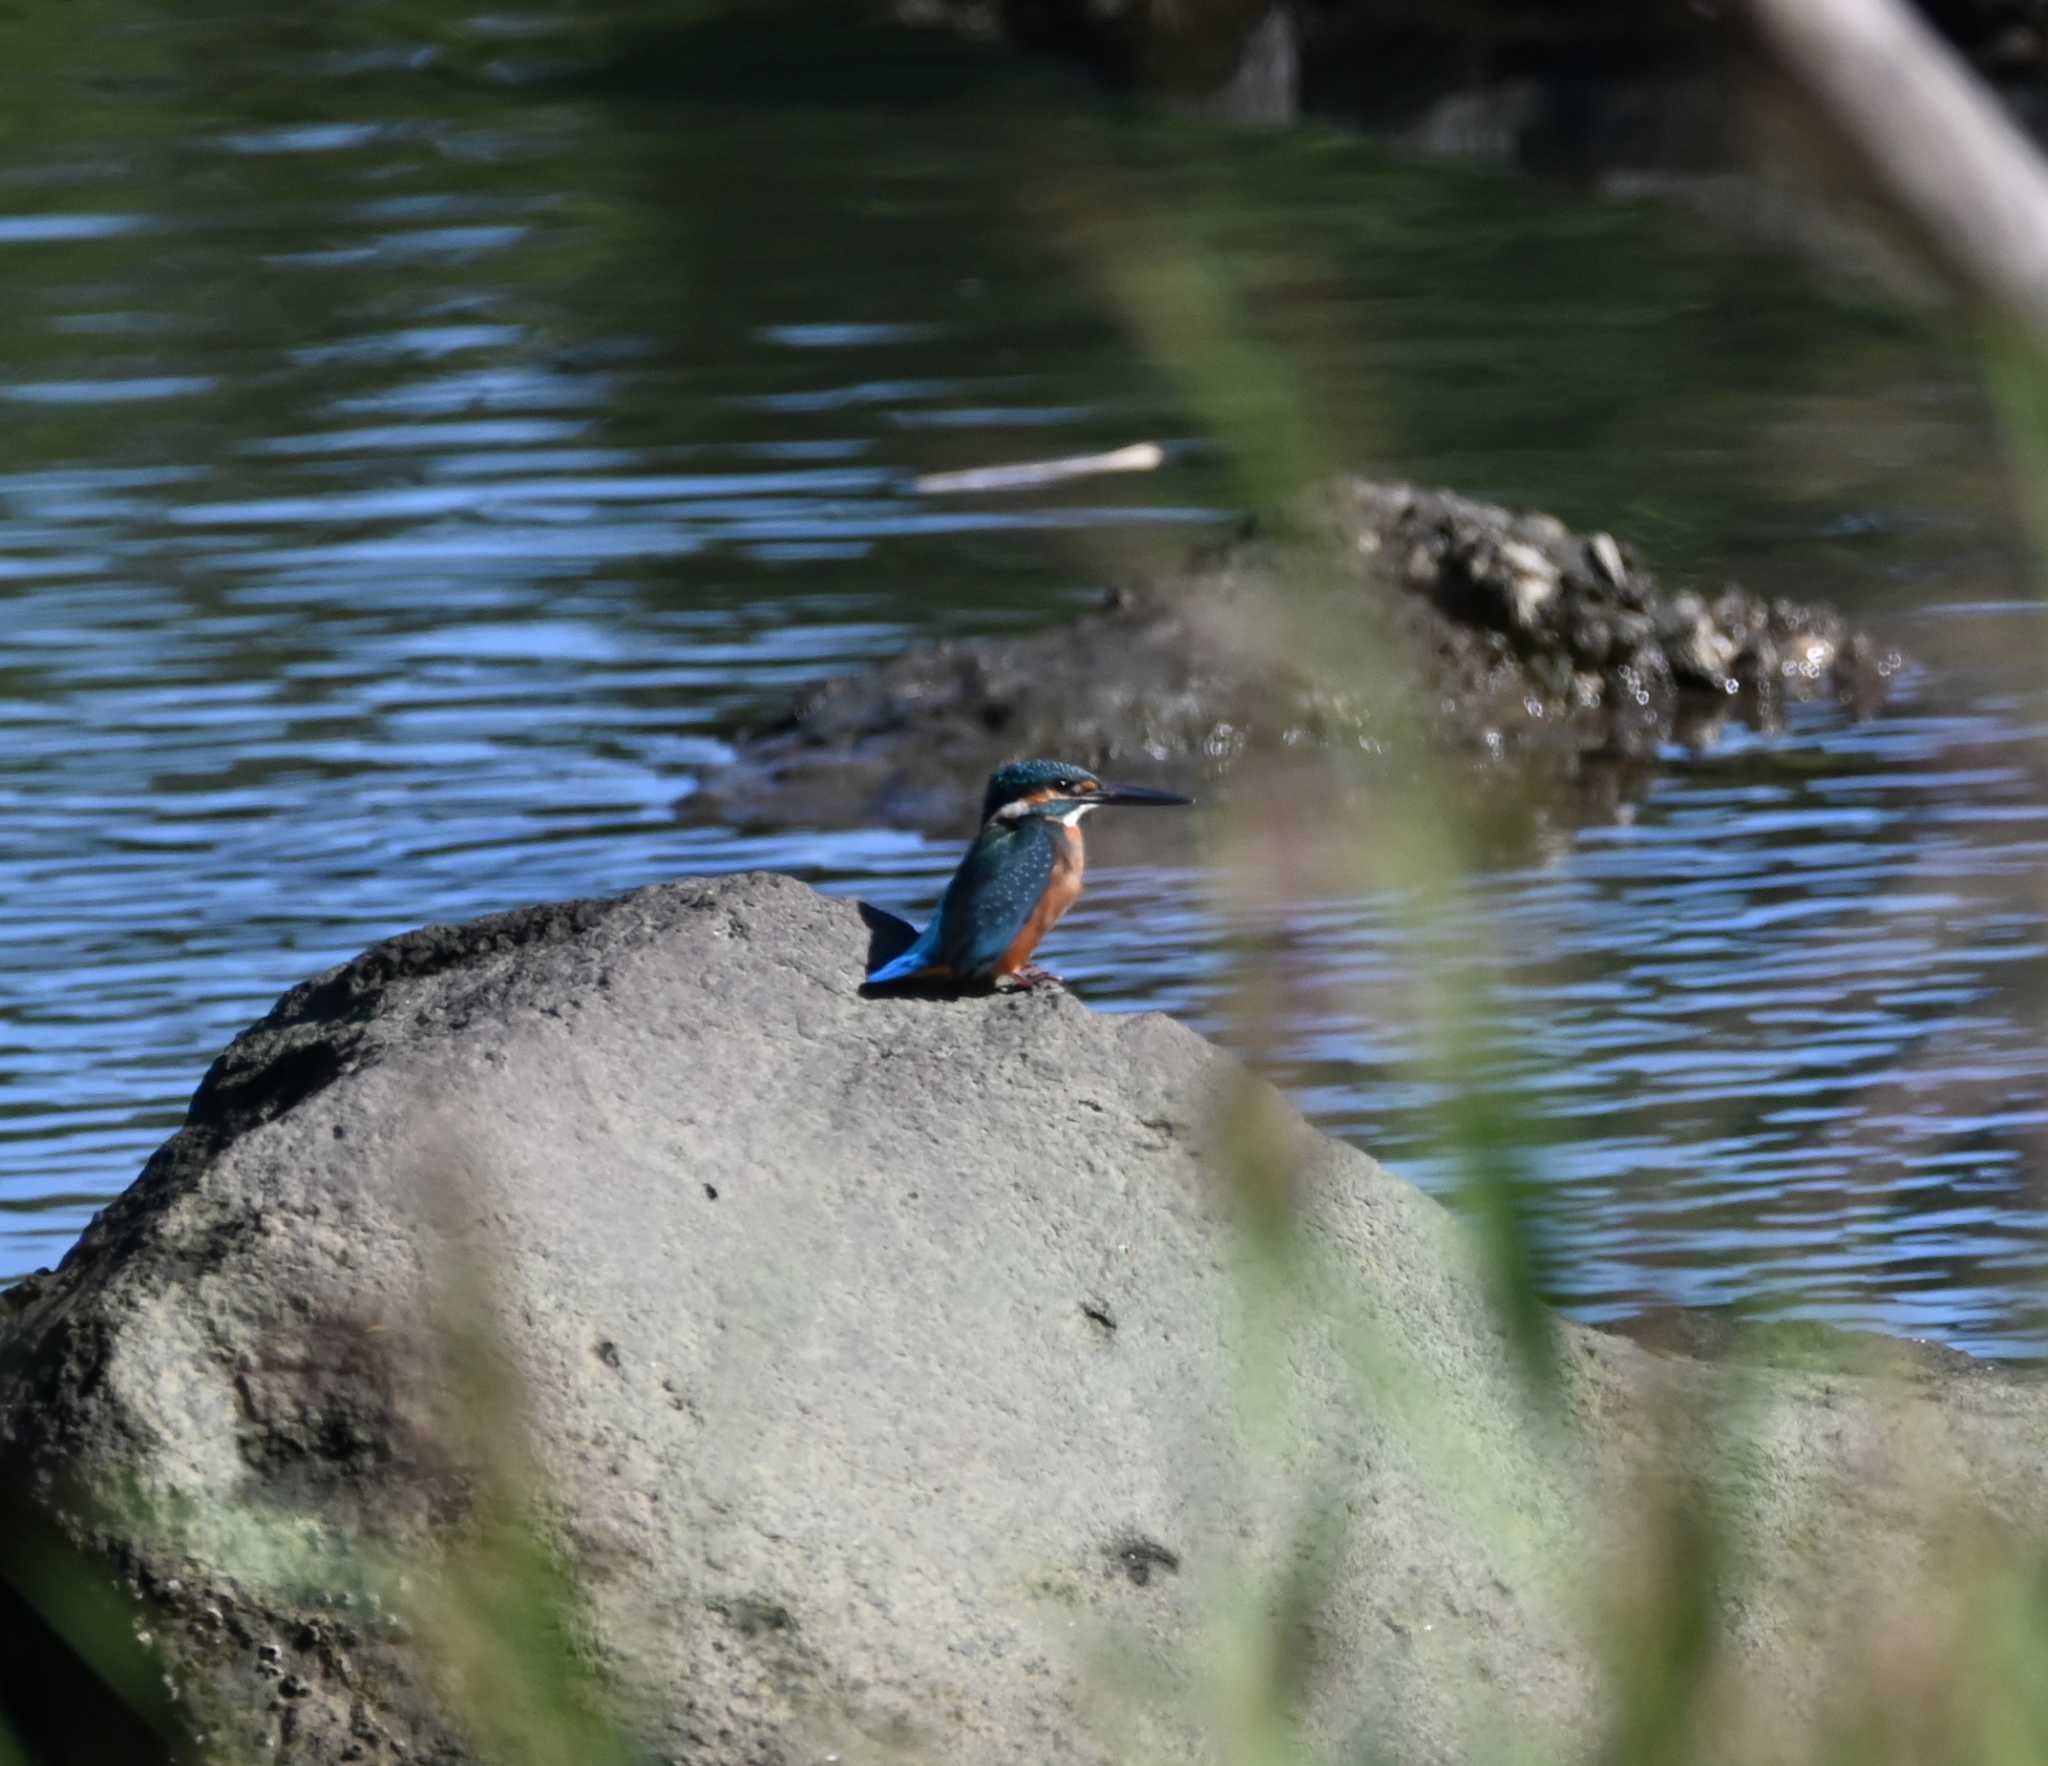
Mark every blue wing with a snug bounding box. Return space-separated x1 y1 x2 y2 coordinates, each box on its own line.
866 821 1057 985
936 820 1056 981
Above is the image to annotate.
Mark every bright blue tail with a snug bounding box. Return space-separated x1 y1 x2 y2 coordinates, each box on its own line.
867 917 941 985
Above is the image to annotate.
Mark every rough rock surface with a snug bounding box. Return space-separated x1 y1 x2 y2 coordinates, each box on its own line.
1 874 2038 1764
688 475 1899 832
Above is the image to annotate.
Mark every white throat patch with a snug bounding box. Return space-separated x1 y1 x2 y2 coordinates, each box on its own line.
992 796 1100 826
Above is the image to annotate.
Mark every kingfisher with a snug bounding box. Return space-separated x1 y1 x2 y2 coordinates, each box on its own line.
866 758 1193 991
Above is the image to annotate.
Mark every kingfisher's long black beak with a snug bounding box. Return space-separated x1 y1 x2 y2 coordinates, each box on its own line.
1095 784 1194 807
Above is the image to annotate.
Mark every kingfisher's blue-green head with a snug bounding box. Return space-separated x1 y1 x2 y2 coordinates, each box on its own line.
980 758 1193 826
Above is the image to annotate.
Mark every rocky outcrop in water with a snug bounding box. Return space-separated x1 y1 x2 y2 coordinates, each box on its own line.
1320 476 1892 718
0 873 2038 1764
687 475 1898 832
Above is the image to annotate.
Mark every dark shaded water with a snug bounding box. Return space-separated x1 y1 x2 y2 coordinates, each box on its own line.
7 9 2048 1353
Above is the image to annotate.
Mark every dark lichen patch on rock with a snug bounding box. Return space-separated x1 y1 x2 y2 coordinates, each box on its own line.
1109 1533 1181 1587
708 1593 798 1638
231 1310 467 1513
681 475 1899 835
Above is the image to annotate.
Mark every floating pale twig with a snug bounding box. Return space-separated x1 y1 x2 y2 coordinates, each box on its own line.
914 441 1166 494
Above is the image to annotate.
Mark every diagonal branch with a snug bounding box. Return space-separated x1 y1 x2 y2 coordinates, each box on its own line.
1745 0 2048 321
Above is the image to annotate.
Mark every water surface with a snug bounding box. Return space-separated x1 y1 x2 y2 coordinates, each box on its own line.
6 8 2047 1354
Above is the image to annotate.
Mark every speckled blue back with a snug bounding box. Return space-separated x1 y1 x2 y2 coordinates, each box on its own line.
939 815 1062 978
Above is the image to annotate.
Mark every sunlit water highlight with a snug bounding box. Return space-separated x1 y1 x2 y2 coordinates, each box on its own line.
4 10 2047 1355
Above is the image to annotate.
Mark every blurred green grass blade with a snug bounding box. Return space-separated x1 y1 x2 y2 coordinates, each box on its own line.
1593 1490 1724 1766
1444 1074 1560 1402
1982 320 2048 577
0 1509 182 1766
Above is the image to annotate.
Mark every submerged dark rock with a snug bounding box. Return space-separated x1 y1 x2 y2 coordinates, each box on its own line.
686 474 1898 832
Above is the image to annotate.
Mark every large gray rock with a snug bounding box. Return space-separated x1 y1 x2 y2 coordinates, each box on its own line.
1 874 2043 1763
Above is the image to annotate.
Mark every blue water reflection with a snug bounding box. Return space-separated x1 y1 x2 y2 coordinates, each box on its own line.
4 12 2047 1357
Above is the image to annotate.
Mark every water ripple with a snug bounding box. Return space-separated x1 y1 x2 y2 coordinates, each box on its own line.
4 36 2047 1363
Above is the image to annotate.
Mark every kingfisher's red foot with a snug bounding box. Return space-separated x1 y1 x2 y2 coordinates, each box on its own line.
1013 963 1065 991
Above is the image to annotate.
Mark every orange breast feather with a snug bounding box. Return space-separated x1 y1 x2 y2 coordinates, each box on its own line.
996 821 1085 977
